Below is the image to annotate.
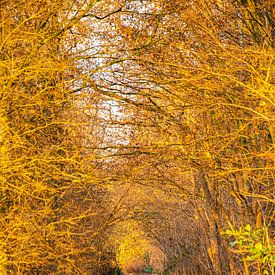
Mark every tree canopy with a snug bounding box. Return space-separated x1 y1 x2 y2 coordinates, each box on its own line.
0 0 274 274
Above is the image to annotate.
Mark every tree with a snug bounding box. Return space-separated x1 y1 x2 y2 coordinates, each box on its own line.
0 0 129 273
90 0 274 273
1 0 274 273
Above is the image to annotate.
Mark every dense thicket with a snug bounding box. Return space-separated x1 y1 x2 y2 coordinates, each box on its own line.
0 0 122 273
0 0 274 274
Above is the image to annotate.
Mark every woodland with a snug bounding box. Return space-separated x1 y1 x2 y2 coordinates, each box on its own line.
0 0 274 274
